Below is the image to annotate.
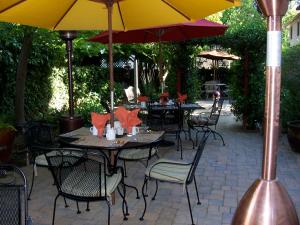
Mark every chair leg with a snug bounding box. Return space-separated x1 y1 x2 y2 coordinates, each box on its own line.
76 201 81 214
52 194 60 225
185 185 195 225
188 127 195 149
179 135 183 159
139 176 149 221
124 183 140 199
117 186 129 220
106 200 111 225
194 177 201 205
212 130 225 146
176 132 180 152
63 197 69 208
123 160 127 177
195 130 201 147
28 164 35 200
86 202 90 211
152 180 158 200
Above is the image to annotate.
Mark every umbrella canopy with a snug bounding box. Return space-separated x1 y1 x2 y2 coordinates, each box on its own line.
88 19 228 44
198 49 239 80
198 49 240 60
0 0 240 126
89 19 228 93
0 0 239 30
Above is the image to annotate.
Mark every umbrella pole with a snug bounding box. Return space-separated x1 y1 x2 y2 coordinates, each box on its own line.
231 1 299 224
134 57 139 103
106 0 114 127
158 42 164 93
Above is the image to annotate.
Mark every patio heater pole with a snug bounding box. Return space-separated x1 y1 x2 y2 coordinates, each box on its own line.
134 57 139 103
59 31 84 133
231 1 299 225
60 31 77 117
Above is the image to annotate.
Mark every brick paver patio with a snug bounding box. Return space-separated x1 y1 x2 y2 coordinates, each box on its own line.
22 101 300 225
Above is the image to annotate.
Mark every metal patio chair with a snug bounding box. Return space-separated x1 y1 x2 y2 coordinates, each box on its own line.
0 164 33 225
24 121 59 200
139 131 210 225
116 139 161 198
45 148 128 225
188 98 225 147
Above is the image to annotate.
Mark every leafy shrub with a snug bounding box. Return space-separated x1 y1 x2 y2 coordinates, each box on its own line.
228 60 265 129
281 45 300 128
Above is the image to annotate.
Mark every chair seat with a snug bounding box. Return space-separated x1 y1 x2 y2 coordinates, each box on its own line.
35 150 83 166
190 115 209 126
61 169 122 197
145 159 191 184
118 148 157 160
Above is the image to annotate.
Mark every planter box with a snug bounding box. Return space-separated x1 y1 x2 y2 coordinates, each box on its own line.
0 128 16 162
287 120 300 153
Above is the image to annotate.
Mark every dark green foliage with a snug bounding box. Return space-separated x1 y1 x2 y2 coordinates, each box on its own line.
219 0 266 128
167 42 201 101
281 45 300 128
0 23 64 122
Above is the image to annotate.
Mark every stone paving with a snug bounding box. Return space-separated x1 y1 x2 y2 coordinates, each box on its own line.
22 101 300 225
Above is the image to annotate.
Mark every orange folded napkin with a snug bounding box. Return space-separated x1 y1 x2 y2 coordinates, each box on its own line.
91 112 110 137
127 109 142 133
115 107 142 133
159 92 169 104
137 95 149 102
160 92 169 98
177 92 187 103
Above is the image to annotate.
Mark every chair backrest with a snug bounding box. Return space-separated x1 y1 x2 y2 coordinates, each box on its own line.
24 121 55 149
45 148 111 199
163 102 181 125
186 131 210 184
0 164 28 225
209 98 224 126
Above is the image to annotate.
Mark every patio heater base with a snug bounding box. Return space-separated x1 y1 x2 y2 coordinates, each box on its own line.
232 178 299 225
59 115 84 134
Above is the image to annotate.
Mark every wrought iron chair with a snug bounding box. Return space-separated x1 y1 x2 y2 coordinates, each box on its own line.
139 131 210 225
162 102 183 158
146 100 165 130
116 139 161 198
24 121 59 199
0 164 33 225
147 101 183 158
45 148 128 225
188 98 225 147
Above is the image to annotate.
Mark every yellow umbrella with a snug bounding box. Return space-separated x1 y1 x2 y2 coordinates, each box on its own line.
0 0 240 125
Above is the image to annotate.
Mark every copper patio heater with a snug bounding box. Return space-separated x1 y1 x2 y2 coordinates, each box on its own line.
232 0 299 225
59 31 84 133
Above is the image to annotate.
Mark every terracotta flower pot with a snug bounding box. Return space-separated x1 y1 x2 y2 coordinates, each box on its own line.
0 128 16 163
287 120 300 153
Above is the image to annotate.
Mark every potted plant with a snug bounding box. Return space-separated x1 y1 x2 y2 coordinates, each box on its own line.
0 115 17 163
287 120 300 153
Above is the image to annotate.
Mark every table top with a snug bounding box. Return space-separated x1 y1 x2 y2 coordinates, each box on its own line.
124 103 203 111
59 127 164 151
203 83 226 86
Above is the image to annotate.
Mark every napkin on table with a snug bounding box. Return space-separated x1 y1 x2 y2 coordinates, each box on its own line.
137 95 149 102
177 92 187 103
91 112 110 137
115 106 142 133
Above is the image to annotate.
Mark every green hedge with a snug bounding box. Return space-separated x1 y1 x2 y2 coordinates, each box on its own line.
281 45 300 128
